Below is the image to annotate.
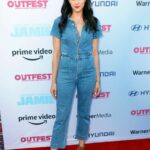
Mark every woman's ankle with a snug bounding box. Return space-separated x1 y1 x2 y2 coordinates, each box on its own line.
78 140 85 147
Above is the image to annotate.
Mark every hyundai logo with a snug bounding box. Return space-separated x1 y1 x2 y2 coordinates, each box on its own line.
131 24 142 31
128 91 139 96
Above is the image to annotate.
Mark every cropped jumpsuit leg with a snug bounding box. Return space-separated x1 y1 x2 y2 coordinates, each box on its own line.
50 52 96 149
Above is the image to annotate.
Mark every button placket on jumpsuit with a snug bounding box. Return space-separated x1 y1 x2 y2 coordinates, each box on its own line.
50 16 103 149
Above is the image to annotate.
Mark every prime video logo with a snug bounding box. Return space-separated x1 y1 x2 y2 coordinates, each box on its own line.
17 94 55 106
11 24 51 37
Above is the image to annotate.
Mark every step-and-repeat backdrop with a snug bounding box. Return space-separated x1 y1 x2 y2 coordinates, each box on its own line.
0 0 150 149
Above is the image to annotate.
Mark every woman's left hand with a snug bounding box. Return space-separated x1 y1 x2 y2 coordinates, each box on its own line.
93 82 100 97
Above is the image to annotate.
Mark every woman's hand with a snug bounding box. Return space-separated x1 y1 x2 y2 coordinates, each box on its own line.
50 82 57 100
93 81 100 97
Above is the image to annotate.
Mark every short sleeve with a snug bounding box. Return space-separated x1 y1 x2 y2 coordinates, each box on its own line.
93 19 104 39
50 17 61 39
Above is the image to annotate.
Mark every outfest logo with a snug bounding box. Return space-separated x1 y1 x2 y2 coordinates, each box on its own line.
21 135 51 143
93 91 111 99
15 73 52 81
101 24 112 32
131 109 150 116
7 0 49 9
133 47 150 54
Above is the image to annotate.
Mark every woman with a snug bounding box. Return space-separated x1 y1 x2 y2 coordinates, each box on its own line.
50 0 103 150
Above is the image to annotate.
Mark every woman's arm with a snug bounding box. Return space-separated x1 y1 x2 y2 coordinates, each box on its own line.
50 36 61 99
92 38 100 83
92 38 101 96
51 36 61 84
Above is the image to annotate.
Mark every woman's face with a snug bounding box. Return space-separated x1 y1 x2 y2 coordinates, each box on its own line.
68 0 86 13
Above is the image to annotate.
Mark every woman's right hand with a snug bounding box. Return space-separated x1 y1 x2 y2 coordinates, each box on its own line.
50 82 57 100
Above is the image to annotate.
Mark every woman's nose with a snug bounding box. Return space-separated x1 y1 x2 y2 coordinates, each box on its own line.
74 0 80 4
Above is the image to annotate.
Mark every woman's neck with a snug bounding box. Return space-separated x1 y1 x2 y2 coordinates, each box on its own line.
70 12 83 20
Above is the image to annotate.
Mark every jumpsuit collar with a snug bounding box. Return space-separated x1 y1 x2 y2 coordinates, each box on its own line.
67 15 87 24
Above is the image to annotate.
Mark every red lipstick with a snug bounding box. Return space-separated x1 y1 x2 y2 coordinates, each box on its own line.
75 6 80 8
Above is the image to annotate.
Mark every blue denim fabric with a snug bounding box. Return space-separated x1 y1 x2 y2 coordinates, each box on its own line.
50 16 103 149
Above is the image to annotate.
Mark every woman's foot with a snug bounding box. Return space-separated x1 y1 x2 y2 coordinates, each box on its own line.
77 140 85 150
77 145 85 150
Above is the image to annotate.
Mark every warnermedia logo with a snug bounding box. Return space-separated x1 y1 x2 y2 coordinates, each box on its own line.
130 128 150 135
136 1 150 6
98 49 113 55
133 70 150 75
90 113 111 119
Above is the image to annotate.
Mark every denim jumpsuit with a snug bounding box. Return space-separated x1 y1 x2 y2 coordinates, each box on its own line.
50 15 103 149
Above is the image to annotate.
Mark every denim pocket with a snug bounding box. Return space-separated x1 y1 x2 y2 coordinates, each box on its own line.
59 56 70 70
87 56 95 70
